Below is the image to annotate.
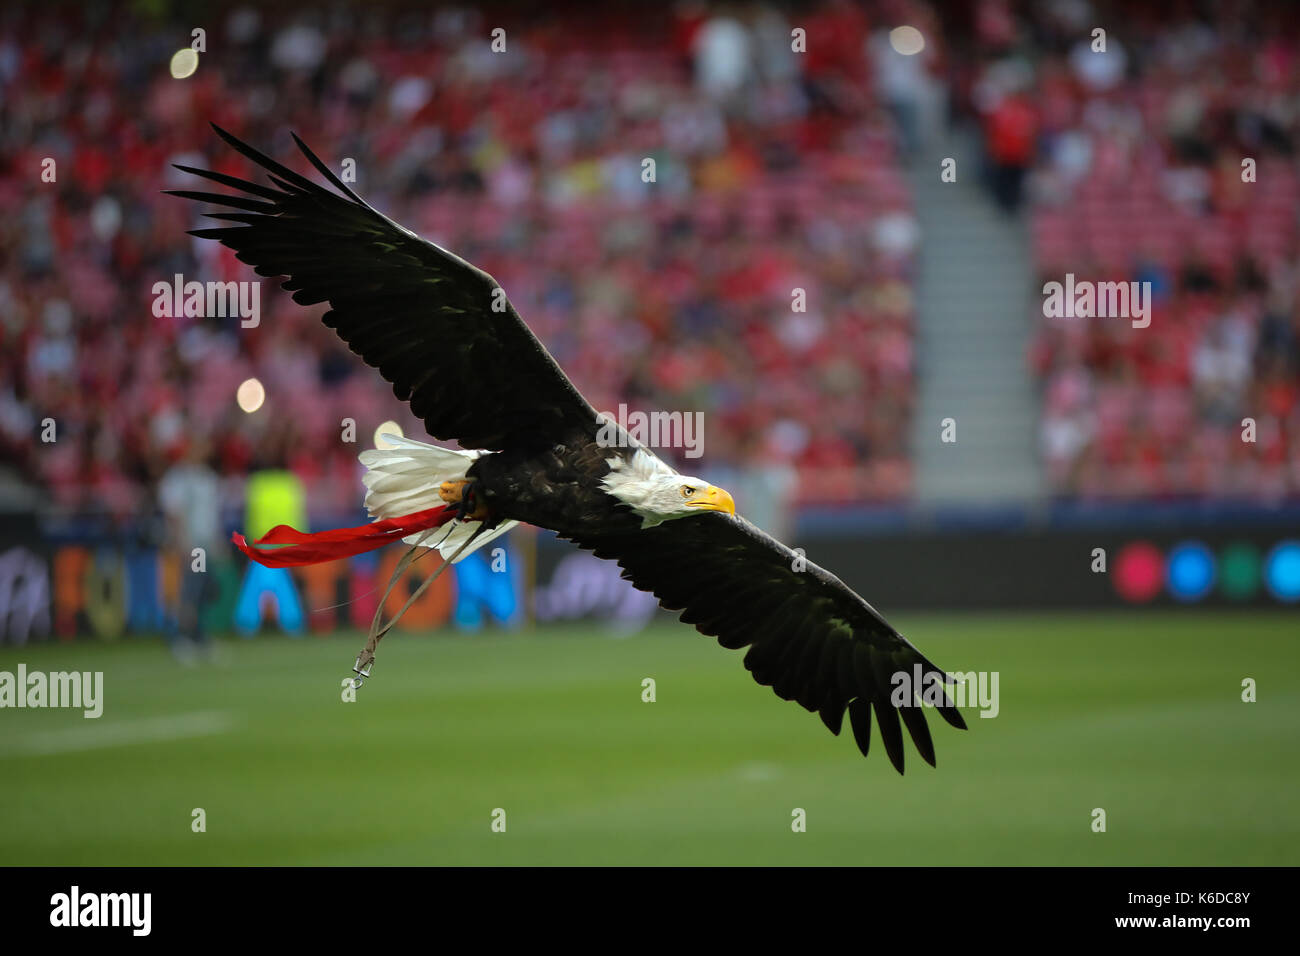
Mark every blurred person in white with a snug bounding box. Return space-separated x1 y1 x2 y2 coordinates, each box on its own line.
867 16 943 158
693 11 753 102
158 439 222 662
1193 313 1254 425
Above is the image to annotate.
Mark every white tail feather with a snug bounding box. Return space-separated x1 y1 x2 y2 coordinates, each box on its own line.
359 434 518 563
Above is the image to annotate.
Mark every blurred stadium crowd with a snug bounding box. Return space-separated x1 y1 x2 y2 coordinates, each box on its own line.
1005 2 1300 497
0 0 922 515
0 0 1297 516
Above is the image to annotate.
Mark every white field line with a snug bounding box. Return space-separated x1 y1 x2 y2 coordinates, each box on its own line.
1 710 234 757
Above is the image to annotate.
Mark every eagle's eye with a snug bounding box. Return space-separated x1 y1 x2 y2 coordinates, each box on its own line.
679 485 696 498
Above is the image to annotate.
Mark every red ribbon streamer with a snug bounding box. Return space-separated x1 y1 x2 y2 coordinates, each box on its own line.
232 505 458 567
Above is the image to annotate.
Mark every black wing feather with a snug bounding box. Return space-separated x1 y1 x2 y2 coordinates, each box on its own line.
168 125 598 450
568 514 967 773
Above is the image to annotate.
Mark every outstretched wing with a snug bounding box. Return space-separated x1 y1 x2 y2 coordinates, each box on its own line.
568 515 967 773
168 124 598 451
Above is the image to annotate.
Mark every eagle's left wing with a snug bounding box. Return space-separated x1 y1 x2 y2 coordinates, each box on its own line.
167 125 600 451
568 514 967 773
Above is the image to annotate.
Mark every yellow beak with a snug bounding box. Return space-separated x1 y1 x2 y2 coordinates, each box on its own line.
686 485 736 516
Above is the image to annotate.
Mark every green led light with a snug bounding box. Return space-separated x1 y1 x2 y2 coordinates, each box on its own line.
1219 542 1261 601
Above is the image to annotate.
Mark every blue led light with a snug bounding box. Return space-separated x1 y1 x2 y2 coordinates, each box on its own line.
1166 541 1215 602
1265 541 1300 603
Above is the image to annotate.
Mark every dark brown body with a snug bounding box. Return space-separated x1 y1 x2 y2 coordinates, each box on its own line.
468 432 644 536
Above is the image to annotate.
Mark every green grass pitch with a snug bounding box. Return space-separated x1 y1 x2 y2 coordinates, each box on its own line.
1 611 1296 865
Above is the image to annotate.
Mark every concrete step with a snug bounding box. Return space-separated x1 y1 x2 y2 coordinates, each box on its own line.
906 124 1043 504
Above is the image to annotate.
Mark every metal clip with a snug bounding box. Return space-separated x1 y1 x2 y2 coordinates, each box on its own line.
352 654 374 685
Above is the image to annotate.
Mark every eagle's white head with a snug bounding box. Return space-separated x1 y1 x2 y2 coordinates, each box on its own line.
601 448 736 528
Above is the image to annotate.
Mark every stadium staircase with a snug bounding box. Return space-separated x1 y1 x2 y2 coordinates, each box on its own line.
907 125 1044 505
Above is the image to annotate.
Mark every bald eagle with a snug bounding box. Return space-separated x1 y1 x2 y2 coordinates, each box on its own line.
170 125 967 774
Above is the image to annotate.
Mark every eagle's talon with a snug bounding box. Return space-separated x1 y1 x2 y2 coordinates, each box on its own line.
440 479 490 520
439 479 467 504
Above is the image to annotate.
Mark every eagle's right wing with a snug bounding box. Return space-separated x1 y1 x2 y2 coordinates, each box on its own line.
568 513 968 773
